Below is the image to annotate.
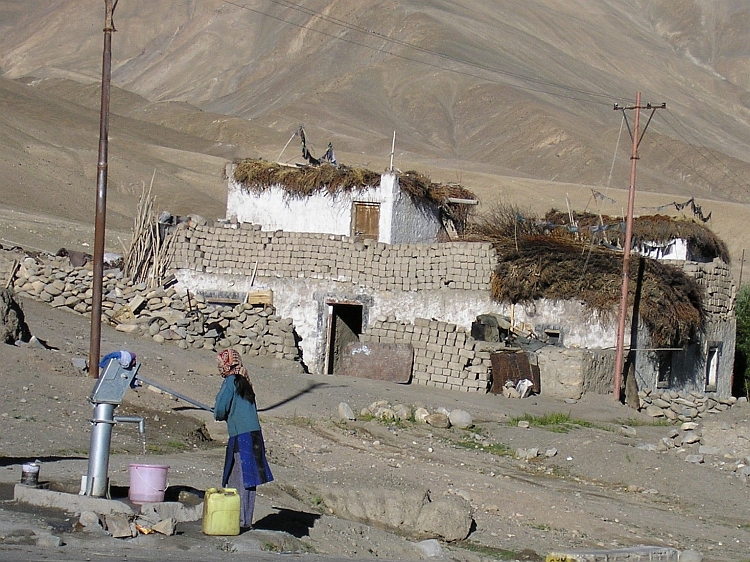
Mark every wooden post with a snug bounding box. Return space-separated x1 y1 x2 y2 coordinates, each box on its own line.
89 0 117 377
613 92 641 402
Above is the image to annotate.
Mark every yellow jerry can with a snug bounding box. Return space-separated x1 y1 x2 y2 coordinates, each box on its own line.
202 487 240 536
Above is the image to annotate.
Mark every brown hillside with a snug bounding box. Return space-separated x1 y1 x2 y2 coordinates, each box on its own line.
0 0 748 271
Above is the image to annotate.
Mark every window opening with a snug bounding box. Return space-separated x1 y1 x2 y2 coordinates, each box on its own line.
544 329 561 346
705 343 721 392
657 351 672 389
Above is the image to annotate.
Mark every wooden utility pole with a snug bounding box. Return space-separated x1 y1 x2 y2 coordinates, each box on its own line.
89 0 118 378
739 249 746 287
612 93 666 401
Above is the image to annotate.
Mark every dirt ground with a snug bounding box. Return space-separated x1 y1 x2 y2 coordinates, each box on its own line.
1 274 750 561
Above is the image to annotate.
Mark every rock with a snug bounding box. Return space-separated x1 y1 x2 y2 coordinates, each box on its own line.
414 407 430 423
71 357 88 371
684 454 704 464
503 387 520 399
338 402 356 421
393 404 412 421
34 532 63 547
152 517 177 535
375 407 396 421
679 549 703 562
0 288 31 344
545 448 558 458
681 421 700 431
645 405 665 418
105 513 134 538
517 420 530 429
516 448 539 460
322 487 428 530
682 432 701 444
416 495 473 542
448 409 473 429
414 538 444 558
619 425 637 438
736 466 750 482
425 413 450 429
79 511 103 530
139 501 203 523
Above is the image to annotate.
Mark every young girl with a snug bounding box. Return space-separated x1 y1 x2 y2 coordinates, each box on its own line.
213 349 273 530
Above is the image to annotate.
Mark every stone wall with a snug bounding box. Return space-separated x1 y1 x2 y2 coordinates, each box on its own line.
10 255 302 362
638 389 738 422
170 220 496 292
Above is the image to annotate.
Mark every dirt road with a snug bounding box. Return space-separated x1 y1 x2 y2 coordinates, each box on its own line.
1 294 750 561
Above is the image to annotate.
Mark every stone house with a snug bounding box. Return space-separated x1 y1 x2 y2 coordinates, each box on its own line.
166 162 736 409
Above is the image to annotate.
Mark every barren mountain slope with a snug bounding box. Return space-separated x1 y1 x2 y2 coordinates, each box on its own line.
0 0 749 263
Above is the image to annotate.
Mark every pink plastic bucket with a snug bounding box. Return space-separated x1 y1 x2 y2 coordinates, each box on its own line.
128 464 169 504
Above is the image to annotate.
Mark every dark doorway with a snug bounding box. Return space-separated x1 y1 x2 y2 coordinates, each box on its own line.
326 303 363 375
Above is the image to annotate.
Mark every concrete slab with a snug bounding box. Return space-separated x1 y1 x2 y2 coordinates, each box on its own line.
14 484 134 515
546 546 680 562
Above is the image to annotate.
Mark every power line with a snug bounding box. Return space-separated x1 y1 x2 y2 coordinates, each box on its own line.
660 110 750 196
220 1 750 201
647 135 736 199
221 0 618 105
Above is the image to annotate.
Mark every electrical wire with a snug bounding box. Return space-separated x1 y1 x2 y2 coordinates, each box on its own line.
660 110 750 196
221 0 618 106
220 0 750 202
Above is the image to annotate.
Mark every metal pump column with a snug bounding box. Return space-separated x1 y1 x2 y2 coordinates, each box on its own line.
82 359 139 497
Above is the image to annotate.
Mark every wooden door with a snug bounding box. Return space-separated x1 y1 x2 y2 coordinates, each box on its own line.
352 203 379 241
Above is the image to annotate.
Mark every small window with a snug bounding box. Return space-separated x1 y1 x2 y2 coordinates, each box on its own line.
657 352 672 389
705 342 722 392
544 329 561 346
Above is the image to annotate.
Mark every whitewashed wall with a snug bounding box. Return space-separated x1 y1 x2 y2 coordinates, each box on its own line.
226 174 356 236
385 173 443 243
225 167 442 244
174 269 621 374
637 239 688 261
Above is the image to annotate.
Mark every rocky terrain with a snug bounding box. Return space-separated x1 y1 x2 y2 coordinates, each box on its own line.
0 246 749 560
1 2 750 561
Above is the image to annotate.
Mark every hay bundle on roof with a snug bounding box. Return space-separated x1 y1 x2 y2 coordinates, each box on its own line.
469 204 705 348
543 210 729 262
234 159 380 196
232 158 477 232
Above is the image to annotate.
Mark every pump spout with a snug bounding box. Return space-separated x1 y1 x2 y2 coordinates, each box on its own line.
114 415 145 434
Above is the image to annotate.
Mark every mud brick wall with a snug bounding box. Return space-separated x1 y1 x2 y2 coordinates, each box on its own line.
681 259 735 317
170 221 497 291
360 316 497 392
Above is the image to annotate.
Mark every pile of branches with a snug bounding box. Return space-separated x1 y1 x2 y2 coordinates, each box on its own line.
123 179 175 287
232 159 477 233
468 204 705 348
544 210 729 262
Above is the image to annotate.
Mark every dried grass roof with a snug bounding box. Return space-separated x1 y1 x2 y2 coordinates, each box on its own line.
232 158 477 233
468 205 706 348
232 158 476 205
544 210 730 262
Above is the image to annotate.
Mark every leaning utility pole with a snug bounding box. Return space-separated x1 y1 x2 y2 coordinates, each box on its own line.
89 0 118 378
612 93 666 401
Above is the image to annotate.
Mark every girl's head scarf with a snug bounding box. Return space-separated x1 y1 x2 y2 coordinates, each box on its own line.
217 349 249 380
